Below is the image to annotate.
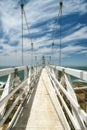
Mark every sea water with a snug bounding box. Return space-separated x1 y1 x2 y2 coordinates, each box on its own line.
0 66 87 87
69 66 87 85
0 66 24 88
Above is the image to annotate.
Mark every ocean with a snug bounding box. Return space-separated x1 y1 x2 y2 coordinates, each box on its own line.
70 66 87 85
0 66 24 87
68 66 87 71
0 66 87 87
0 66 10 83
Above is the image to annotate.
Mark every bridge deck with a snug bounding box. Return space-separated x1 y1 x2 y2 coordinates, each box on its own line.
12 68 64 130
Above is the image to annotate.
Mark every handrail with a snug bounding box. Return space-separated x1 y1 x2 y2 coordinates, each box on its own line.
0 65 86 129
0 68 14 77
0 65 42 128
50 65 87 81
0 66 27 77
47 66 87 130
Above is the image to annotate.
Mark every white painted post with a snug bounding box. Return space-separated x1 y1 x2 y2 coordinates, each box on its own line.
0 74 11 118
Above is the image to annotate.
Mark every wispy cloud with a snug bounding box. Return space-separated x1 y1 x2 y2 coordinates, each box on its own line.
62 25 87 44
0 0 87 66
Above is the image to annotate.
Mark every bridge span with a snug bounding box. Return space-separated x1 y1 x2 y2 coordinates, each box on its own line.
11 68 65 130
0 66 87 130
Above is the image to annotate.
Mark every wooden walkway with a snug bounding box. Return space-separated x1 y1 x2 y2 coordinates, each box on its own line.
11 69 65 130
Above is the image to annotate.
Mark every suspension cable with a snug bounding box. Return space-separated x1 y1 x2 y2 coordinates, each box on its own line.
23 7 34 66
59 1 63 66
52 42 54 64
20 0 34 66
23 8 32 44
51 8 59 65
53 8 61 44
20 0 24 66
31 42 33 66
51 1 62 65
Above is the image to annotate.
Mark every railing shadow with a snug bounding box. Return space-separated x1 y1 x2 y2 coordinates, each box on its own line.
11 73 41 130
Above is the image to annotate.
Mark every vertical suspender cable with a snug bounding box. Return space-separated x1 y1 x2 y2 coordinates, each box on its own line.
23 9 32 44
59 1 63 66
52 2 61 66
49 56 51 64
22 6 33 66
53 9 61 44
31 42 33 67
35 55 37 69
21 0 24 65
52 42 54 64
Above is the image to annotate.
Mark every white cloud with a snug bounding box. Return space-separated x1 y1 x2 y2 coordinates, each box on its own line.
0 0 87 66
0 0 21 34
78 50 87 55
63 0 87 16
62 26 87 44
62 45 85 53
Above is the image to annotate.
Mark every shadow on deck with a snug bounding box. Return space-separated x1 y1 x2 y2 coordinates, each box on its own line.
11 69 64 130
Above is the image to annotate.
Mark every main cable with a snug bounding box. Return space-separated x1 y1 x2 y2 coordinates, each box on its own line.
59 1 63 66
22 7 34 66
21 0 24 66
53 8 61 44
51 2 62 65
20 0 34 66
23 8 33 66
23 8 32 44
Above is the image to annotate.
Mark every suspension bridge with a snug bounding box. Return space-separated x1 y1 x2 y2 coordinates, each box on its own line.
0 0 87 130
0 65 87 130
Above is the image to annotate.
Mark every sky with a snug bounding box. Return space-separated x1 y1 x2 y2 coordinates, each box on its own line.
0 0 87 66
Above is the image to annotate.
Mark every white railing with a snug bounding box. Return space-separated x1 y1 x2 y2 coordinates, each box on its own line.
0 65 86 130
0 66 42 129
47 65 87 130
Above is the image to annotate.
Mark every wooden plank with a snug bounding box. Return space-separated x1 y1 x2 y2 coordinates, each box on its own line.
12 68 64 130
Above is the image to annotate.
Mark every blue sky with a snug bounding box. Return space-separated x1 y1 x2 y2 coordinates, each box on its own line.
0 0 87 66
